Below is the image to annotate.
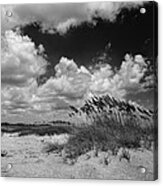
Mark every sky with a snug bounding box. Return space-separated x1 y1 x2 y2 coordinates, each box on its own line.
1 1 158 123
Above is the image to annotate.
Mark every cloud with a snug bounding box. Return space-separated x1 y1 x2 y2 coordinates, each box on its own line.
37 54 152 107
109 54 148 95
38 57 91 102
2 2 144 34
1 52 91 118
55 18 79 35
1 84 35 116
1 31 153 121
87 1 144 21
1 30 47 87
90 63 124 97
86 53 148 98
1 30 48 117
1 5 19 33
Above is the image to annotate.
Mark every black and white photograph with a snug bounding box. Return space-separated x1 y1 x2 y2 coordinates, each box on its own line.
1 1 158 180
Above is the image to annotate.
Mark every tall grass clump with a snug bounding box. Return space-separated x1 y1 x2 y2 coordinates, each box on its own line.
66 94 156 159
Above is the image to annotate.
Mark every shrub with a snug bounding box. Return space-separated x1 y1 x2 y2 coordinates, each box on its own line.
42 142 64 154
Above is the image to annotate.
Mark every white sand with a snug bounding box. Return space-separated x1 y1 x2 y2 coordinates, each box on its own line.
1 135 155 180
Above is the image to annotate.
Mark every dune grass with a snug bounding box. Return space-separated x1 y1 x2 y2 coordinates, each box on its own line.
64 94 156 160
62 118 155 160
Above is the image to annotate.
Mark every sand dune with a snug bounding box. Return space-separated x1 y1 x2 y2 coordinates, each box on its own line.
1 135 154 180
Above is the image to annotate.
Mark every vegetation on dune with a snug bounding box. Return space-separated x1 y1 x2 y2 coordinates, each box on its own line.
64 94 157 160
69 94 154 128
62 118 154 160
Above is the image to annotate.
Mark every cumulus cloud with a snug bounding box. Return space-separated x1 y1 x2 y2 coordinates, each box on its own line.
37 54 152 108
1 30 47 87
1 30 153 120
2 2 144 34
88 54 147 98
108 54 147 94
37 57 91 102
1 30 48 117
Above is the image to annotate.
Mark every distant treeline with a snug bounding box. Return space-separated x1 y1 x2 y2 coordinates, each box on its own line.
1 121 75 136
2 120 72 126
